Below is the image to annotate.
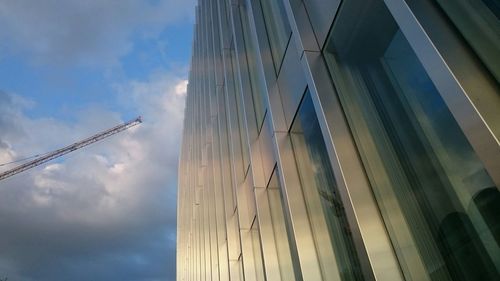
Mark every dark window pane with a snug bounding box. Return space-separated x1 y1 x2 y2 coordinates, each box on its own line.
434 0 500 81
290 91 365 280
324 1 500 280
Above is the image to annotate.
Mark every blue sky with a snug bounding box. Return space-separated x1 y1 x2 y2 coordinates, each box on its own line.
0 1 195 280
0 9 193 120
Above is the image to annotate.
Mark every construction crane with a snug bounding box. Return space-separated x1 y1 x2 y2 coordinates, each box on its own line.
0 116 142 181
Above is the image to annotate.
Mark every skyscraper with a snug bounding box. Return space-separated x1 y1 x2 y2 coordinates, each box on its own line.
177 0 500 280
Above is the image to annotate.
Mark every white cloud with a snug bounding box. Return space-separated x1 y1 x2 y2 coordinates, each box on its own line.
0 0 196 66
0 1 194 279
175 79 188 96
0 70 186 280
0 140 16 165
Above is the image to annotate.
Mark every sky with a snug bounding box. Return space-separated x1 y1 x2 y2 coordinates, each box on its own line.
0 1 195 280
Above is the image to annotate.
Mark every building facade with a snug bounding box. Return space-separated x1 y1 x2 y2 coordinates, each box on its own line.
177 0 500 280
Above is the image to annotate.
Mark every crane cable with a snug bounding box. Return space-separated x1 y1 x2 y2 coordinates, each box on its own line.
0 152 52 167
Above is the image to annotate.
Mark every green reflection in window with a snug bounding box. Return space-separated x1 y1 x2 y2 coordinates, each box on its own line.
290 91 365 280
259 0 291 73
324 1 500 280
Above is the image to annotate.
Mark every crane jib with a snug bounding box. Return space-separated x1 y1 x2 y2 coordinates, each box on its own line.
0 116 142 182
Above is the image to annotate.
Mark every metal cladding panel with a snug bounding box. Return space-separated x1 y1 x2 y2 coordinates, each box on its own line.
177 0 500 280
276 39 307 130
258 114 276 186
303 0 341 48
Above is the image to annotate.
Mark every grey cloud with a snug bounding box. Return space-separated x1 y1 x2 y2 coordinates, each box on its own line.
0 0 196 66
0 91 29 141
0 74 186 280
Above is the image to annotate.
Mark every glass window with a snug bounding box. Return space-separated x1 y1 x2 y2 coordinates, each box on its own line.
434 0 500 81
324 1 500 280
239 4 267 131
258 0 291 73
290 91 365 280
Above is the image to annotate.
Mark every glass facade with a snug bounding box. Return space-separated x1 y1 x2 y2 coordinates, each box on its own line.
290 91 365 280
177 0 500 280
324 0 499 280
435 0 500 81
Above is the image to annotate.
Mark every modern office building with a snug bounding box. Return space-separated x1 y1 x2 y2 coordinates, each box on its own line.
177 0 500 280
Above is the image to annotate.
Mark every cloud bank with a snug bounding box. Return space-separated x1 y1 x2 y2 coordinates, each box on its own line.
0 73 186 280
0 1 194 279
0 0 195 66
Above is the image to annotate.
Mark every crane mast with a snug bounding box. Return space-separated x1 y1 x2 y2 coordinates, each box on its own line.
0 116 142 181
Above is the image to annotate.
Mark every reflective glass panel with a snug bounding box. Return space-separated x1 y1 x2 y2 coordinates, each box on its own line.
290 91 365 280
258 0 291 73
434 0 500 81
324 1 500 280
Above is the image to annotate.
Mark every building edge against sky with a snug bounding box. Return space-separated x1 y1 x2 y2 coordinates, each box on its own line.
177 0 500 280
